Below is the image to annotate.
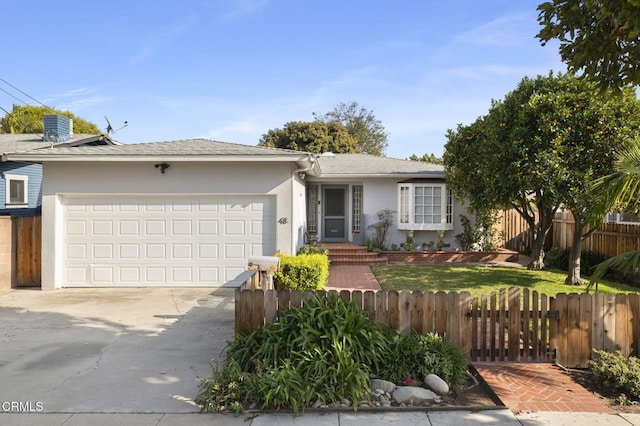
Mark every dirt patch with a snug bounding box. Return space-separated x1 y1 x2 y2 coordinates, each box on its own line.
566 368 640 414
453 365 503 407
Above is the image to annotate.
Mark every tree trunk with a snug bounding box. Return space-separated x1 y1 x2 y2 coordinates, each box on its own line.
528 231 547 270
526 207 555 270
565 219 585 286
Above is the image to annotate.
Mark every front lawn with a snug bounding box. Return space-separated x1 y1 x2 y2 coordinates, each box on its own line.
372 265 640 300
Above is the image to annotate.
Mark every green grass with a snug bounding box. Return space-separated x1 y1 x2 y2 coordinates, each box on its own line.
372 265 640 300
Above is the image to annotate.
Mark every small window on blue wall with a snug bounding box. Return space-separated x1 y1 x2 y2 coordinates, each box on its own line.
5 174 28 208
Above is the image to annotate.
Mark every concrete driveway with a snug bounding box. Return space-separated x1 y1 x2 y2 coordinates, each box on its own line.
0 287 235 413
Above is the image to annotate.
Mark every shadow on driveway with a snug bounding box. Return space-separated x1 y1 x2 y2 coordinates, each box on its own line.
0 287 235 413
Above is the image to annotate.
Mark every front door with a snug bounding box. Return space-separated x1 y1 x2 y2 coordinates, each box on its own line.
322 186 347 242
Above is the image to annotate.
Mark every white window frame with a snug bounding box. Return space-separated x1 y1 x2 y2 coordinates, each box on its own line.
606 212 640 225
397 183 453 231
4 174 28 208
352 185 362 233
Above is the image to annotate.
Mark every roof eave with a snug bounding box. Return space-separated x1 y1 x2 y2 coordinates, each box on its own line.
309 172 446 179
3 154 310 163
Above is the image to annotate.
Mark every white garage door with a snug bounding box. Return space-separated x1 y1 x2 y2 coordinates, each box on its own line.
62 195 276 287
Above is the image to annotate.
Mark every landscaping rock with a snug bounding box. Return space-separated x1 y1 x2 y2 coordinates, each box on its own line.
424 374 450 395
370 378 397 394
392 386 438 405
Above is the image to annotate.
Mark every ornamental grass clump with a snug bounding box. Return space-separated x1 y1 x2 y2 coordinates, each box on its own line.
196 295 388 414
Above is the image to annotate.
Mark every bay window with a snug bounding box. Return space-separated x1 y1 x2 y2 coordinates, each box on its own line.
398 182 453 231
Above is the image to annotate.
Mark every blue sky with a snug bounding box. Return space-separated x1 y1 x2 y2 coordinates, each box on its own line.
2 0 565 159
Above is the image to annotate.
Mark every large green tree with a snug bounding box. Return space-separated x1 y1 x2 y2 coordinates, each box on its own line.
258 121 360 154
444 73 640 284
0 105 101 134
537 0 640 90
313 101 388 155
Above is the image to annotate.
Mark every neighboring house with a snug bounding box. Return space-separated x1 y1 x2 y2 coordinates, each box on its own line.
5 140 472 290
0 115 114 216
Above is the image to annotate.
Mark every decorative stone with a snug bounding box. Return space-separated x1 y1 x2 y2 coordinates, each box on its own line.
424 374 450 395
392 386 438 405
370 378 397 394
341 398 352 407
312 399 323 408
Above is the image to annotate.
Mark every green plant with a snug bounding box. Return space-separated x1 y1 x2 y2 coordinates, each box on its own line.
274 253 329 290
615 392 632 406
297 244 329 256
455 211 502 252
194 360 250 413
588 350 640 401
544 248 609 277
391 244 399 251
378 331 468 388
367 209 395 250
219 295 388 413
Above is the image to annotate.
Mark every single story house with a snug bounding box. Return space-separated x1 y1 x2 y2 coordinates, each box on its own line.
5 139 472 290
0 115 114 215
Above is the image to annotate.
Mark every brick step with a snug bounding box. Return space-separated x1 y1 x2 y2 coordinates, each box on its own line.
330 256 389 266
325 248 371 256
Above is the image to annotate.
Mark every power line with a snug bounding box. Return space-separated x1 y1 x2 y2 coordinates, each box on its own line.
0 77 48 108
0 86 28 105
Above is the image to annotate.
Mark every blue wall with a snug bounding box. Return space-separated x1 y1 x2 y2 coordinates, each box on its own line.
0 162 42 216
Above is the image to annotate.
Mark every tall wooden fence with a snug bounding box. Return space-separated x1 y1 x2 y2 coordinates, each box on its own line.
552 211 640 258
499 210 534 253
0 215 41 289
235 287 640 368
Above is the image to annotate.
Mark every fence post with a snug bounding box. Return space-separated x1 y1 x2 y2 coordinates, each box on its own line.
508 288 521 361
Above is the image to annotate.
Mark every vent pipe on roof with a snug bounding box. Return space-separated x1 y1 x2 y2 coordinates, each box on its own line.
43 115 73 143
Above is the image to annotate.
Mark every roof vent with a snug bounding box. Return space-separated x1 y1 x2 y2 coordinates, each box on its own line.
43 115 73 143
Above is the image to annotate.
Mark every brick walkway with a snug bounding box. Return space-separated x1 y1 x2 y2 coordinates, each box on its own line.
474 362 611 414
325 265 381 291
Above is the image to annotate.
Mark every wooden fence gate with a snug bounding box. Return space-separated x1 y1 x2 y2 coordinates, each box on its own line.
236 286 640 368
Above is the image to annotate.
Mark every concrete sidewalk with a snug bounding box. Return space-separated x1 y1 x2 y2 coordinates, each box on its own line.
3 410 640 425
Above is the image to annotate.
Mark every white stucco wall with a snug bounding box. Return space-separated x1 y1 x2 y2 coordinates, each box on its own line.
362 178 474 249
41 161 298 290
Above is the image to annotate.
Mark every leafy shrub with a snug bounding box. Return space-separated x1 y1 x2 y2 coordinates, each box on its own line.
297 244 329 256
378 331 468 388
455 212 502 251
544 248 608 276
588 350 640 400
274 253 329 290
200 295 388 413
367 209 395 250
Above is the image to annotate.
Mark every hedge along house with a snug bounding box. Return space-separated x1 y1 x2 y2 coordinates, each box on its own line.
5 141 472 290
308 153 470 249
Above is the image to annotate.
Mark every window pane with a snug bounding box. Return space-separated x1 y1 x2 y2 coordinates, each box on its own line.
415 195 423 205
10 180 25 203
433 215 441 223
414 215 423 223
434 187 441 196
414 187 423 196
424 187 432 196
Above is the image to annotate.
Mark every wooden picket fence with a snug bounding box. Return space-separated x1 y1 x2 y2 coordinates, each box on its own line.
235 287 640 368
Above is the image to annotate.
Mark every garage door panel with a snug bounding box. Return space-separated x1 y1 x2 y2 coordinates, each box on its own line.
198 220 219 236
63 195 276 286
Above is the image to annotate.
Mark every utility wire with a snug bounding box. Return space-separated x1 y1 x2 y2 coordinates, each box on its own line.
0 77 49 108
0 86 28 105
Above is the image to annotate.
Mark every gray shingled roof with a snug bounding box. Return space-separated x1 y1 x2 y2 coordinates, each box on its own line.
9 138 308 157
0 134 101 155
316 154 444 175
